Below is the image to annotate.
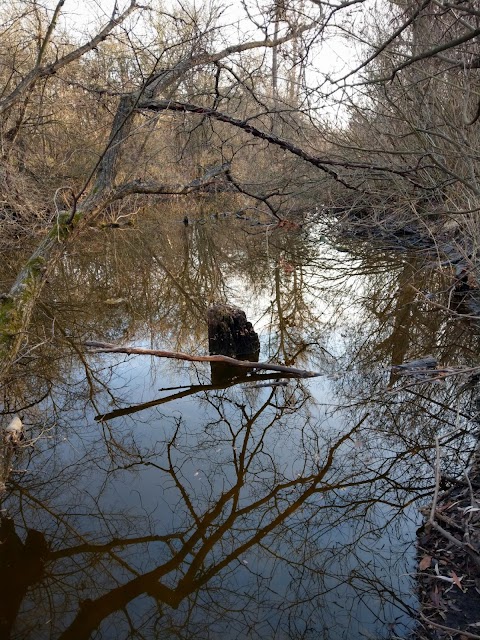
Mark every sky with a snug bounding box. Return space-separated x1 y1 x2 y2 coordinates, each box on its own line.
57 0 359 73
49 0 364 122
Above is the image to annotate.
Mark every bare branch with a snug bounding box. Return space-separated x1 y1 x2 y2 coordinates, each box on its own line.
84 341 323 378
139 98 426 188
0 0 141 115
101 163 231 205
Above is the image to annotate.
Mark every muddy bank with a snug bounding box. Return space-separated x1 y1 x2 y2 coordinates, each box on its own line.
333 221 480 638
415 469 480 639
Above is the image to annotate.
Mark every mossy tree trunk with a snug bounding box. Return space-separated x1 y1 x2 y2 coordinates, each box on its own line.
0 211 88 377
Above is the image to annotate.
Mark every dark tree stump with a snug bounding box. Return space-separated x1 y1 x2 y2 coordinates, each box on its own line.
208 304 260 358
207 304 260 384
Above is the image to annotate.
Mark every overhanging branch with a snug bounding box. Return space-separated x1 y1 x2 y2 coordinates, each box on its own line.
139 99 425 188
105 163 231 203
0 0 141 116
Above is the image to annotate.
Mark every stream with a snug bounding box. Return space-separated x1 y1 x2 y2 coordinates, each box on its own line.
1 213 480 639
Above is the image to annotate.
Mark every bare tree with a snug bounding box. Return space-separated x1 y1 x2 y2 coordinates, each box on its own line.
0 1 318 376
4 0 480 380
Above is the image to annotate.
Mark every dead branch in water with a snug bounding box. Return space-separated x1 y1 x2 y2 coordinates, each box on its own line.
388 363 480 392
419 613 480 640
84 341 322 378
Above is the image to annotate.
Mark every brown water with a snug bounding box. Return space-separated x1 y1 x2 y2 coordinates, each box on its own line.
1 214 479 639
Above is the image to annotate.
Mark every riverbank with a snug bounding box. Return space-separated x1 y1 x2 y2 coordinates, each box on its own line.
415 463 480 639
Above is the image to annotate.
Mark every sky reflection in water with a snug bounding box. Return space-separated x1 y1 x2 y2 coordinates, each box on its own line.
1 216 480 639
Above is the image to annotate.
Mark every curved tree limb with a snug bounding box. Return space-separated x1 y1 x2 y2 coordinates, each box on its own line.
138 98 427 188
140 21 319 100
84 341 323 378
87 19 320 198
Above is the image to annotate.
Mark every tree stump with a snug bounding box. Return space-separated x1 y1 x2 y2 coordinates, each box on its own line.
208 304 260 357
207 304 260 383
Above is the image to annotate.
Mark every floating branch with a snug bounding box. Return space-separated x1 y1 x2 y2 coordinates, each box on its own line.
392 355 438 372
84 341 322 378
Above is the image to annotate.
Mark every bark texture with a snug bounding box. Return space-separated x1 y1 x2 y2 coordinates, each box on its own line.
207 304 260 359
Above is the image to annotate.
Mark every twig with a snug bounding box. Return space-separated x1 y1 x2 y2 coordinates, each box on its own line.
411 285 480 320
431 509 465 532
463 468 478 548
429 436 442 524
419 612 480 639
388 364 480 392
427 436 480 570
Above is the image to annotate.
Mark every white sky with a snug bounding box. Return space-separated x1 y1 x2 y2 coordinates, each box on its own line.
58 0 359 73
48 0 364 122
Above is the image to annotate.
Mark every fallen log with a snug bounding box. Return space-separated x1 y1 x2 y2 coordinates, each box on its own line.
84 341 322 378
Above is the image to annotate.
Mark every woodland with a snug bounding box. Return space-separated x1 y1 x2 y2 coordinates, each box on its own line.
3 3 480 639
1 0 480 376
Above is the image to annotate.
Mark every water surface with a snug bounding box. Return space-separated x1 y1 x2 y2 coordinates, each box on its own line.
1 214 479 639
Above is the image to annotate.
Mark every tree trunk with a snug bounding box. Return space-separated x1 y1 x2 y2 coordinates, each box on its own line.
87 95 137 201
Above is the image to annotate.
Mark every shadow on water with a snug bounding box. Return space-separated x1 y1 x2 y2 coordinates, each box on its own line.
1 214 480 639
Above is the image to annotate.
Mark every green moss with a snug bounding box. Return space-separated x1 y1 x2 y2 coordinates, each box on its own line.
0 260 43 348
0 299 18 342
25 255 46 274
0 299 14 322
47 211 83 241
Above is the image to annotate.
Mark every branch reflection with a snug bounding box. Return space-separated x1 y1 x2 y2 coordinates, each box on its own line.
1 217 480 639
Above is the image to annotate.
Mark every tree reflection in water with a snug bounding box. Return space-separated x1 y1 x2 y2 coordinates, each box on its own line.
1 216 480 639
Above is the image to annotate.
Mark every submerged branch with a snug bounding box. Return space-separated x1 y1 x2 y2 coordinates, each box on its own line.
419 614 480 640
107 163 230 201
95 373 294 422
84 341 322 378
388 363 480 392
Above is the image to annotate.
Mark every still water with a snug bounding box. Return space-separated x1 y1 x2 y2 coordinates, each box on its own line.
1 214 479 639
